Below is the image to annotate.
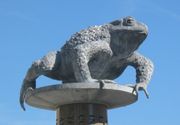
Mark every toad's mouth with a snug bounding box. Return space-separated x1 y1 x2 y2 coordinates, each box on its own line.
138 31 148 35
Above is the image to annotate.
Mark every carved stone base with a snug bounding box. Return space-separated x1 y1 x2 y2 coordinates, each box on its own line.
56 103 107 125
25 82 137 125
25 82 137 110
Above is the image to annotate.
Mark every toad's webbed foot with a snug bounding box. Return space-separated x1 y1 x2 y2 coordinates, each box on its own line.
99 79 116 84
19 80 35 111
132 82 149 98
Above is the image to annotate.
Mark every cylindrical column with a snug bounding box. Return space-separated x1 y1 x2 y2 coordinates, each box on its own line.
56 103 108 125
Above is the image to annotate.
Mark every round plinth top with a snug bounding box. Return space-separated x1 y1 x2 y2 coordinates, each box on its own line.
25 82 137 110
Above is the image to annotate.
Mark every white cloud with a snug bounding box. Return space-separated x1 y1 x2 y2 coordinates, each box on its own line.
143 0 180 21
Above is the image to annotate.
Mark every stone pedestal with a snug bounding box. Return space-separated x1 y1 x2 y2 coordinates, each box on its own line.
56 103 107 125
25 82 137 125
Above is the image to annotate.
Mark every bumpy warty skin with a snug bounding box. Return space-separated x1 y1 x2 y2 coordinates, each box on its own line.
63 25 111 49
20 16 154 110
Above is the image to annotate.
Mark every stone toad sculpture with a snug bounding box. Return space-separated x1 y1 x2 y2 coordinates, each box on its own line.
20 16 154 110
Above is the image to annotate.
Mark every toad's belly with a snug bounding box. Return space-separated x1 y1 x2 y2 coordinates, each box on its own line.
89 56 127 80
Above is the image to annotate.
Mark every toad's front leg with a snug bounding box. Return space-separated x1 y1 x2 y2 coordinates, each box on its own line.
71 42 113 83
126 52 154 98
71 48 96 82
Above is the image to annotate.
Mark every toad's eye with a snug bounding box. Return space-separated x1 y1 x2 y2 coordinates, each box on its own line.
110 20 120 26
123 17 134 26
127 18 133 24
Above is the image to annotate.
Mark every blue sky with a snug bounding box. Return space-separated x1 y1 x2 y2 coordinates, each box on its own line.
0 0 180 125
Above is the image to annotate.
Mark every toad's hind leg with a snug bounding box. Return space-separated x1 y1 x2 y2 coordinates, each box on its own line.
20 51 61 110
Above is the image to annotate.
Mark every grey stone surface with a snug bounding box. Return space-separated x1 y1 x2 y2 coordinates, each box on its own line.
25 82 137 110
56 103 108 125
20 16 154 110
